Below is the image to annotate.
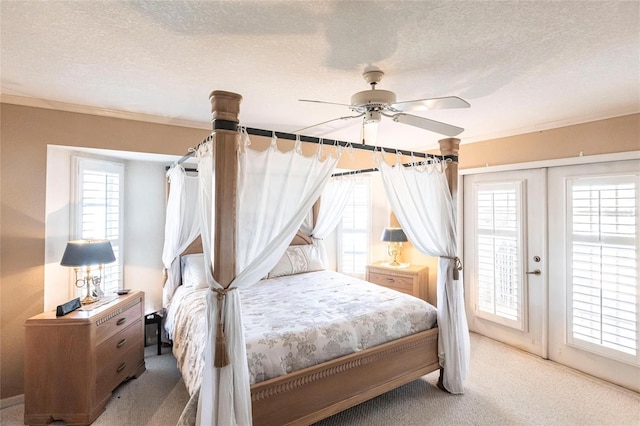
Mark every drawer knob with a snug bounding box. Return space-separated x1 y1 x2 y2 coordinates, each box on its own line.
116 339 127 349
116 318 126 326
116 363 127 373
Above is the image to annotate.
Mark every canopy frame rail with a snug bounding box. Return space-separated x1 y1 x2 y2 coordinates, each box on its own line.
175 123 458 166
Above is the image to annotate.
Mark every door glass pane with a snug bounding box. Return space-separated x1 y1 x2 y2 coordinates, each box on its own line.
474 182 525 329
568 176 638 361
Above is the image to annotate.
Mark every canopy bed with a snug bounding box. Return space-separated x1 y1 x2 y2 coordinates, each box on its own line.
162 91 469 426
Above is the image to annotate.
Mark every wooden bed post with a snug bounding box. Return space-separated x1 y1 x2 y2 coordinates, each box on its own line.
438 137 460 201
210 90 242 286
436 137 461 391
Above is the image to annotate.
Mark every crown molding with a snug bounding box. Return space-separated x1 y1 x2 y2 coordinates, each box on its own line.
0 94 211 130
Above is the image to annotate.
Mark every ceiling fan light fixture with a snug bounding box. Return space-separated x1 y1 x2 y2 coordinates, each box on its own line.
364 110 381 124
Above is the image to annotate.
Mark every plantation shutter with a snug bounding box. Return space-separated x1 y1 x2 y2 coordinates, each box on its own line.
474 182 525 330
339 178 370 276
568 175 638 360
74 157 124 295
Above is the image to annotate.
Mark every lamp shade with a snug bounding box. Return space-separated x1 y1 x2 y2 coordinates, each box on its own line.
380 227 408 243
60 239 116 267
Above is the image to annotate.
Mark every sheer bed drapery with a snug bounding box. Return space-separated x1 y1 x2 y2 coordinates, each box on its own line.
308 176 355 266
162 165 201 308
195 133 340 425
378 156 470 394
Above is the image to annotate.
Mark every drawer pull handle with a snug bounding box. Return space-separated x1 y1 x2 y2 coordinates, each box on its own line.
116 363 127 373
116 318 126 326
116 339 127 348
385 278 395 282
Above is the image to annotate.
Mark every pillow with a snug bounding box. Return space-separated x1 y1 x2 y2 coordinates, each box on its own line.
267 245 324 278
181 253 208 289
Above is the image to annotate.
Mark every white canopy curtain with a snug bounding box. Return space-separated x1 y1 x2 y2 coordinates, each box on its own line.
309 176 356 266
378 157 470 394
196 133 340 426
161 164 201 307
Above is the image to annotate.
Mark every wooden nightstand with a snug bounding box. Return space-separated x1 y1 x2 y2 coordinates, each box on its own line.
366 262 429 302
24 291 146 426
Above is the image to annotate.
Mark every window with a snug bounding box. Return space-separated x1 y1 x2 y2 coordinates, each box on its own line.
338 177 370 277
72 157 124 295
473 181 526 330
567 175 638 361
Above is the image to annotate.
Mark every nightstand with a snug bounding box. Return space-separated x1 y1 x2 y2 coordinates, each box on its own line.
24 291 146 426
366 262 429 302
145 309 164 356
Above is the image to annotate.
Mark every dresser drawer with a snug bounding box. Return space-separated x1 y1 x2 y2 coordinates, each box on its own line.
368 272 414 295
96 319 143 367
96 322 144 398
95 298 142 345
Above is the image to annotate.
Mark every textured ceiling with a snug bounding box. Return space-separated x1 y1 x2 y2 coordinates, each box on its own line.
1 1 639 152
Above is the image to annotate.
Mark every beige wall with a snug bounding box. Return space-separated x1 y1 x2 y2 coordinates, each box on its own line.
0 103 210 399
0 103 638 400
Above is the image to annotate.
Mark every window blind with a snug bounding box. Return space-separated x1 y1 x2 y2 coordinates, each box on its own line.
339 179 370 276
569 177 638 358
75 158 124 296
475 183 524 328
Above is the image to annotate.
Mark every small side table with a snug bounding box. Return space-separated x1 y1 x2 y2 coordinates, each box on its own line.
366 262 430 303
144 310 163 355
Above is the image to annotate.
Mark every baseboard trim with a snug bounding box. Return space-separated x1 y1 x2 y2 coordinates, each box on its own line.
1 394 24 409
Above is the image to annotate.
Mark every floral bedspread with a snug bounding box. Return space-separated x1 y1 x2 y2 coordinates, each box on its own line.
166 270 437 395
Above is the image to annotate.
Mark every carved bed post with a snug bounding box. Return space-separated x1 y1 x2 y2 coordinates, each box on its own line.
210 90 242 286
438 137 460 202
437 137 461 392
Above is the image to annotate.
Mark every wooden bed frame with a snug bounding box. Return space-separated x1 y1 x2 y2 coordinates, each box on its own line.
200 91 460 425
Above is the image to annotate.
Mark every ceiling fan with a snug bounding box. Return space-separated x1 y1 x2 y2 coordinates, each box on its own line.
297 67 470 144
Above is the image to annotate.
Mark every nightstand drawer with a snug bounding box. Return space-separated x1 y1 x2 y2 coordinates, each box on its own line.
96 319 143 367
95 298 142 345
96 327 144 399
368 272 414 294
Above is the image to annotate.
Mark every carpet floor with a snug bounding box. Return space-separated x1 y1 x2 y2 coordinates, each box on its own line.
2 333 638 425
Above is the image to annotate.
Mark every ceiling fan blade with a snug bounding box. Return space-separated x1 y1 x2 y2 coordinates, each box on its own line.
390 96 470 112
299 99 353 108
294 113 364 134
391 113 464 137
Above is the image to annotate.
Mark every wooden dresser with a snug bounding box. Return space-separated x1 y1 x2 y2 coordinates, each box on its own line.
366 262 429 302
24 291 146 426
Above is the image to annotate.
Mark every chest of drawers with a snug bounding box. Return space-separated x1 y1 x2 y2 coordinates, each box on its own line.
24 291 146 426
366 263 429 302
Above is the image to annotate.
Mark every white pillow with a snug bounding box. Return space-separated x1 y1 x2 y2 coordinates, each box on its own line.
181 253 208 289
267 245 324 278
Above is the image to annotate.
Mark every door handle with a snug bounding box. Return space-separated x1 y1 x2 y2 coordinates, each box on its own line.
526 269 541 275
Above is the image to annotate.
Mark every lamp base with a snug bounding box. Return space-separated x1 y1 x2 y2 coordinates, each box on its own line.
382 261 410 269
80 295 98 305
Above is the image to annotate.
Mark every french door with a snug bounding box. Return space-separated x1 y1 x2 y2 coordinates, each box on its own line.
463 159 639 391
463 169 546 357
548 160 639 391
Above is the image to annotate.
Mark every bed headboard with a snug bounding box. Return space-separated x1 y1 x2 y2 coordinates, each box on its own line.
182 236 204 255
179 197 319 257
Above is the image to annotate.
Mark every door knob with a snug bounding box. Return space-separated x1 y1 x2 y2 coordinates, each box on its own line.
526 269 541 275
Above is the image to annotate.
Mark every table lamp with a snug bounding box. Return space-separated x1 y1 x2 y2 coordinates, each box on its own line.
60 239 116 305
381 227 408 268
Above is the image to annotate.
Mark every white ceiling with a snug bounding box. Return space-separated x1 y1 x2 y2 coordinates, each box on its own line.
1 1 639 152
